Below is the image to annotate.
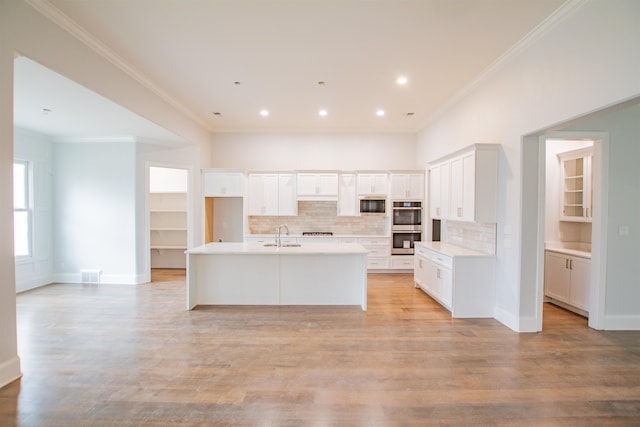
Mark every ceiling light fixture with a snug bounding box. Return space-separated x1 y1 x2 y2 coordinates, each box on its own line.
318 109 328 117
376 109 385 117
42 108 52 115
260 109 269 117
396 76 408 85
212 112 222 117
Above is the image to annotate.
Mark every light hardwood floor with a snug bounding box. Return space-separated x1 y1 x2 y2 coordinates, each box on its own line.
2 270 640 426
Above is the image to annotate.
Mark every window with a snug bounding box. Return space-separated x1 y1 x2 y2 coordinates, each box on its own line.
14 160 31 257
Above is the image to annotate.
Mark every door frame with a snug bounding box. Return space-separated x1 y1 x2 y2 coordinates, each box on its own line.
531 131 609 330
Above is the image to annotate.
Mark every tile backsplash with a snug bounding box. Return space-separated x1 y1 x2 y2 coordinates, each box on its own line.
445 221 496 254
248 201 387 235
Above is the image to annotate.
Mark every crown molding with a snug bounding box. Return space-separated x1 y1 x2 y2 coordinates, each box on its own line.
23 0 213 133
418 0 589 132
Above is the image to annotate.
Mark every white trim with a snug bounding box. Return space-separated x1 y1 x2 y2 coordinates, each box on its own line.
603 315 640 331
23 0 212 133
0 357 22 389
493 306 520 332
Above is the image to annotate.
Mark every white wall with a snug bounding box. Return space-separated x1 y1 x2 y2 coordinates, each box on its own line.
14 127 54 292
53 142 138 284
211 132 418 170
417 0 640 331
150 167 188 193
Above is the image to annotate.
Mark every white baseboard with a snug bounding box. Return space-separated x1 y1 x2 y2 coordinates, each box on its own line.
493 306 521 332
0 356 22 389
603 315 640 330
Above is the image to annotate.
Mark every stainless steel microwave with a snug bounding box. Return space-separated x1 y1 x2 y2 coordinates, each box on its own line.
359 197 386 215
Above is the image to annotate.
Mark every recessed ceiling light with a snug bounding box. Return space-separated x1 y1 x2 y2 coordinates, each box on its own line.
406 112 415 116
260 109 269 117
376 109 385 117
317 81 326 86
234 81 241 85
42 108 52 115
396 76 408 85
212 112 222 117
318 109 328 117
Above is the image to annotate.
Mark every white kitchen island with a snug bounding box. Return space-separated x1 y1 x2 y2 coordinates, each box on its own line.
185 242 369 310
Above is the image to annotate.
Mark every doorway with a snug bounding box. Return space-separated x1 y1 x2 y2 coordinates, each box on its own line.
148 166 189 279
524 131 608 331
542 138 595 326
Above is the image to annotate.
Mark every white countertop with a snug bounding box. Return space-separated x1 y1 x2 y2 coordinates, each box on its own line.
415 241 494 257
545 242 591 259
186 242 369 255
246 234 389 238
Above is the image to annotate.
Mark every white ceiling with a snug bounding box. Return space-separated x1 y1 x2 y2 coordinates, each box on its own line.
16 0 567 140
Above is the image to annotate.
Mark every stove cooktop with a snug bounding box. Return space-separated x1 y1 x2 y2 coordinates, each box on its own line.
302 232 334 236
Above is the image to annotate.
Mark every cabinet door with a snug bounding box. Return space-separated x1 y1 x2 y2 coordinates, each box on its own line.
429 166 441 218
296 173 318 196
358 173 388 195
338 174 358 216
438 266 453 308
248 174 278 216
414 255 429 289
391 174 424 200
450 152 475 221
317 173 338 196
407 174 425 200
559 149 593 223
569 256 590 311
204 172 243 197
544 251 571 303
278 173 297 216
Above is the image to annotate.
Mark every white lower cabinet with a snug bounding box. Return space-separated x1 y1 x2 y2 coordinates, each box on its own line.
390 255 414 269
544 250 590 313
414 242 495 318
358 237 390 270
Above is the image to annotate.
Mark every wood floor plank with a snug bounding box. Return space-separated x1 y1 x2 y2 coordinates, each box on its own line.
1 269 639 426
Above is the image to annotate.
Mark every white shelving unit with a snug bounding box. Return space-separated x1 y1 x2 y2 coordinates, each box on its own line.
150 192 187 268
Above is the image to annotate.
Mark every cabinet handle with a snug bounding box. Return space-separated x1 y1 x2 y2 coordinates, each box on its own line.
565 259 569 269
457 207 462 217
437 269 441 279
569 259 573 270
436 207 440 216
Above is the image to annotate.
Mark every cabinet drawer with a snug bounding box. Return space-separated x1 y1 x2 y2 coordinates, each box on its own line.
367 257 389 269
391 256 414 269
364 246 390 257
359 237 389 246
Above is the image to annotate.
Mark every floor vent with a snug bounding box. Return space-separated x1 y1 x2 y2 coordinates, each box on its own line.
81 269 101 284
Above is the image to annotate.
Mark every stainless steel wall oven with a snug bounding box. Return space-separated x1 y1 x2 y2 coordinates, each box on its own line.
392 201 422 254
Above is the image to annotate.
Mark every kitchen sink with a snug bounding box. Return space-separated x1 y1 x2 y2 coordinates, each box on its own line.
262 243 278 247
262 243 302 248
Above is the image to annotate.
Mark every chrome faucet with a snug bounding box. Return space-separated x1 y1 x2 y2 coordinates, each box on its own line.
275 224 290 247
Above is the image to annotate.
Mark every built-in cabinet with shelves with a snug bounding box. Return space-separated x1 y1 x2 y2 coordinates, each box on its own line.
357 173 388 196
558 147 593 222
390 172 424 200
544 250 590 314
337 173 358 216
428 144 498 223
414 242 495 317
296 172 338 200
150 192 187 268
203 170 244 197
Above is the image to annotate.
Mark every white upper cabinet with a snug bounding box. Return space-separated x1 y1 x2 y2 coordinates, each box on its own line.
248 173 279 216
203 170 244 197
296 172 338 200
558 147 593 223
429 161 449 220
390 173 424 200
278 173 298 216
337 173 358 216
357 173 388 196
429 144 498 223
